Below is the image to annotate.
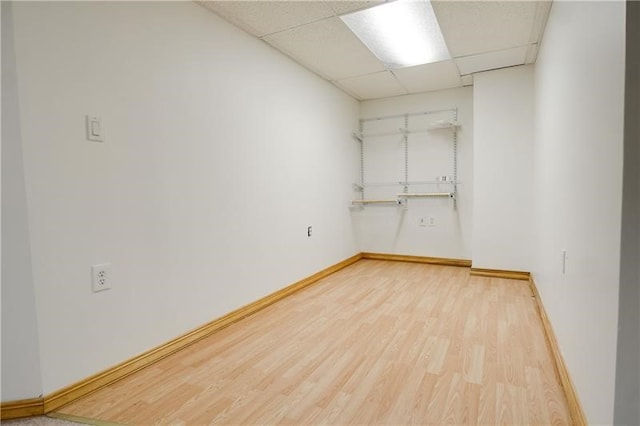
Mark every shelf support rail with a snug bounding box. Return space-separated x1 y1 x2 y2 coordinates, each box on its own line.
453 108 458 210
357 121 364 202
403 115 409 194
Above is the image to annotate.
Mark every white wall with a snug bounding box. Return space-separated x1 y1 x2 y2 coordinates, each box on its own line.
8 1 359 396
1 1 44 401
472 66 533 272
533 1 625 423
355 88 473 259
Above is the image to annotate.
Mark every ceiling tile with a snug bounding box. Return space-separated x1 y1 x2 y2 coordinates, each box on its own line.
433 1 540 57
201 1 334 37
198 0 552 100
336 71 408 100
324 1 385 15
392 60 462 94
263 17 386 81
455 46 527 75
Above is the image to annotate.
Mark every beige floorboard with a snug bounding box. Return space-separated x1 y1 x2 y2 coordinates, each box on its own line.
57 260 571 425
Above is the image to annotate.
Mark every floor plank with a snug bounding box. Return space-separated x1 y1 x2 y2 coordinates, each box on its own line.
57 260 571 425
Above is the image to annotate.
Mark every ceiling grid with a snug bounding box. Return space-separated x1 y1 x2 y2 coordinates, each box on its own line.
198 0 552 100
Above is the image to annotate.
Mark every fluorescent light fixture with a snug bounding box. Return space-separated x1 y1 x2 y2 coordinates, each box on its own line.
341 0 450 69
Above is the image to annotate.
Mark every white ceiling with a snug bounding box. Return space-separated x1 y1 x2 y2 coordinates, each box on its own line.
198 0 552 100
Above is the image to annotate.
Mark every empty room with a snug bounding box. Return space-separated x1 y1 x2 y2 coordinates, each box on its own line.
2 0 638 425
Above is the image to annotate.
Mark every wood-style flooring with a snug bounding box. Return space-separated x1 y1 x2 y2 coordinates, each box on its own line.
56 260 571 425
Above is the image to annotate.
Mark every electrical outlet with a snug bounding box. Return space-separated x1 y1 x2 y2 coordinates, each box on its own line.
420 217 436 227
92 263 111 292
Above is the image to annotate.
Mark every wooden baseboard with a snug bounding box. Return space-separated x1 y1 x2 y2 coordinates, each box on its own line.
48 411 123 426
0 253 363 416
470 267 530 281
360 252 471 267
0 397 44 420
529 276 587 425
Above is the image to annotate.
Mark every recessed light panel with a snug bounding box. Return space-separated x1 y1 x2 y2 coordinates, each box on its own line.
340 0 450 69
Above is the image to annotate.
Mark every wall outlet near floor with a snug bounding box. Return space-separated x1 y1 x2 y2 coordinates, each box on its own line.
92 263 111 292
419 217 435 227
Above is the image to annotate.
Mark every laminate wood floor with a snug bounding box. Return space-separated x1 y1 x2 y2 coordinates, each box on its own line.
57 260 571 425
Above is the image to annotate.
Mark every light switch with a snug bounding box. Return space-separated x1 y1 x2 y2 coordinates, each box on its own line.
91 120 100 136
86 115 104 142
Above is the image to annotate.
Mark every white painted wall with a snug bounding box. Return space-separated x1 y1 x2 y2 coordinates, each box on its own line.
472 66 533 272
8 1 359 395
533 1 625 423
1 1 44 401
355 88 473 259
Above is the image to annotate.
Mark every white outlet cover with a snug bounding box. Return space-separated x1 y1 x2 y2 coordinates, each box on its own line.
92 263 111 292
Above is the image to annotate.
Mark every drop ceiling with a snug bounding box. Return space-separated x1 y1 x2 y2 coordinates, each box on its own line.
198 0 552 100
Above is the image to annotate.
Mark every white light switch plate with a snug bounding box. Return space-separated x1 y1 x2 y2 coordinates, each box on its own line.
86 115 104 142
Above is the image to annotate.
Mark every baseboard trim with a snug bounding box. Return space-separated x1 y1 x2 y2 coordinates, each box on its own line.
0 397 44 420
13 253 361 415
470 267 530 281
48 411 124 426
360 252 471 267
529 276 587 425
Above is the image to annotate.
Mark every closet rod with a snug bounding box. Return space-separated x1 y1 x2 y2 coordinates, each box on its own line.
351 199 400 205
